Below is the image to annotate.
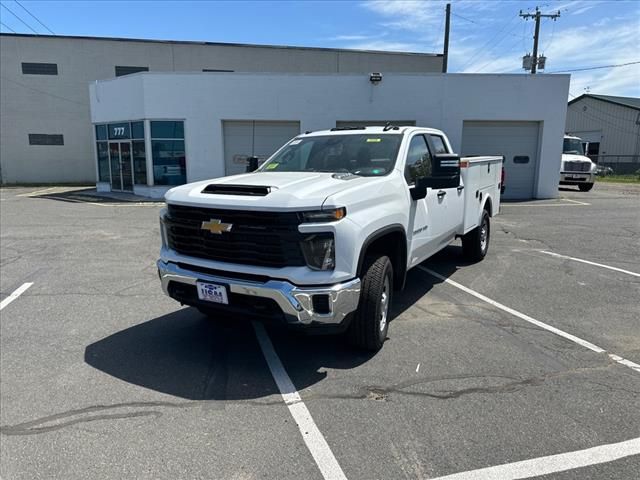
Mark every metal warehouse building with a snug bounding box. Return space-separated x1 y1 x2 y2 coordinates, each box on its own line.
566 94 640 174
2 33 571 200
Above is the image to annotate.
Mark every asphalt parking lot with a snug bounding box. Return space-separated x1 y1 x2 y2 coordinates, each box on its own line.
1 182 639 480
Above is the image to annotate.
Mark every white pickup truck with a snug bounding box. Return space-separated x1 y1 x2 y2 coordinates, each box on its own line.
560 135 596 192
158 126 503 350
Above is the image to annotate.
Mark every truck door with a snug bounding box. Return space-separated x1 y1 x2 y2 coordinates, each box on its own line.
405 134 448 265
427 134 464 238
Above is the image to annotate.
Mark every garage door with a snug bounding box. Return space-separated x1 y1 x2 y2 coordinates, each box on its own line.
223 121 300 176
336 120 416 128
461 121 540 200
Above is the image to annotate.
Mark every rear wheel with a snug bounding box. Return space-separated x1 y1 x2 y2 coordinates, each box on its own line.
462 210 490 262
347 255 393 351
578 183 594 192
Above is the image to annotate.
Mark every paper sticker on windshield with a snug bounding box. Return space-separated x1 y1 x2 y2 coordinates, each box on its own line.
266 163 279 170
290 139 302 145
366 138 382 143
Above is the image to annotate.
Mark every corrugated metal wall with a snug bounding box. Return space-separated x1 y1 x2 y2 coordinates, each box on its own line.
566 97 640 157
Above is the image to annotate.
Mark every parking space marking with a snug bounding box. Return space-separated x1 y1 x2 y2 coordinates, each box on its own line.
252 322 348 480
561 198 591 206
16 187 59 197
0 283 33 311
540 250 640 278
418 267 640 373
429 436 640 480
500 199 589 207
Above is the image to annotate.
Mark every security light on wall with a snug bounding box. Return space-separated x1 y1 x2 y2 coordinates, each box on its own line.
369 72 383 84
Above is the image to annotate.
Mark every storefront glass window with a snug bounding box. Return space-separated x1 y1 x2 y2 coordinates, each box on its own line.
96 141 109 182
151 121 186 185
94 121 147 185
95 125 107 141
132 140 147 185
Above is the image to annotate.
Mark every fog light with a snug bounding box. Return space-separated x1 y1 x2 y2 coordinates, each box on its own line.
301 234 335 270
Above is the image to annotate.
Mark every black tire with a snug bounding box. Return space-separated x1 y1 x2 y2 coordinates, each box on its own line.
347 255 393 351
462 210 490 262
578 183 594 192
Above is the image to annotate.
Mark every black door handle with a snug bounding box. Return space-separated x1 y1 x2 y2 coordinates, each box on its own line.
437 190 446 198
457 185 464 193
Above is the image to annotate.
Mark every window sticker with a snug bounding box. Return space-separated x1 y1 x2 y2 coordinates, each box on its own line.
290 139 302 145
266 163 279 170
366 138 382 143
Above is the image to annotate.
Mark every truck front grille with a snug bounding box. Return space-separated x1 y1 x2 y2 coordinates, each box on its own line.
165 204 306 268
564 161 591 172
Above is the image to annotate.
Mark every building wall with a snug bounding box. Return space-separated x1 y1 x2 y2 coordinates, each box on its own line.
90 72 570 199
0 34 442 184
566 97 640 157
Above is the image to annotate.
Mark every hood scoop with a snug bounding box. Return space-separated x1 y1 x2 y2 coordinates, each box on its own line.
201 184 272 196
332 172 359 181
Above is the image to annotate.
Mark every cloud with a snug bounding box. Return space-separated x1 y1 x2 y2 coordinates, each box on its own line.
330 0 640 96
341 40 424 52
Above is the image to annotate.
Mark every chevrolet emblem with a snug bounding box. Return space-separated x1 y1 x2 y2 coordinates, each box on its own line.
201 219 233 234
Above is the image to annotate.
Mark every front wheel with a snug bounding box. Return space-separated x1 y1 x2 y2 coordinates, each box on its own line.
462 211 490 262
347 255 393 351
578 183 594 192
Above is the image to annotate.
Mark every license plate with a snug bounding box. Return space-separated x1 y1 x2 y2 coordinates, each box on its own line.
567 175 586 180
196 282 229 304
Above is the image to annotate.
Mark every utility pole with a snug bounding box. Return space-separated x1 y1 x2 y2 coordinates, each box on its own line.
520 6 560 74
442 3 451 73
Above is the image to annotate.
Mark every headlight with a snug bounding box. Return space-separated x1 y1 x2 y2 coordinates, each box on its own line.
300 207 346 223
301 233 335 270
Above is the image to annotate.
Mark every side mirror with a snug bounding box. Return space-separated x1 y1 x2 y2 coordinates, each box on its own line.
410 178 428 200
424 154 460 189
246 156 259 172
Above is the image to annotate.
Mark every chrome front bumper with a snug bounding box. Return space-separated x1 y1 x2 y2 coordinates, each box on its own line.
157 260 361 326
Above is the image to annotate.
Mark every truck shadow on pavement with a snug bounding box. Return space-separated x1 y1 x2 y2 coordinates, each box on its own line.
84 246 464 402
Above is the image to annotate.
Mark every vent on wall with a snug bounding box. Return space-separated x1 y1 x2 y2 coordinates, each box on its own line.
22 62 58 75
202 184 271 196
115 66 149 77
28 134 64 146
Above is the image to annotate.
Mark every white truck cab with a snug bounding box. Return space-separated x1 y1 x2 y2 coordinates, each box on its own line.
560 135 596 192
157 126 503 350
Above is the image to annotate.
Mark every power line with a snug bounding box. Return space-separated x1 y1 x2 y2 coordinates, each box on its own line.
548 61 640 73
451 12 480 25
460 13 520 71
0 2 38 34
0 76 88 107
470 22 525 73
14 0 55 34
0 20 16 33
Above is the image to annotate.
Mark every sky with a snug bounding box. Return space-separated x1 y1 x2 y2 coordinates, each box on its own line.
1 0 638 97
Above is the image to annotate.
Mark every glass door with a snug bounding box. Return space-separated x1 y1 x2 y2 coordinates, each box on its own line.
108 142 134 192
119 142 133 191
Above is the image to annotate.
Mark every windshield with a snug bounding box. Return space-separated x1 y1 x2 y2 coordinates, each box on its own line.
563 138 584 155
259 134 403 177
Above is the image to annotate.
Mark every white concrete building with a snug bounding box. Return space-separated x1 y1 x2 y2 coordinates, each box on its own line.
89 72 569 199
0 33 442 185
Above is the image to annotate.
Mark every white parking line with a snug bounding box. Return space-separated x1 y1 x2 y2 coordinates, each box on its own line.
0 283 33 311
540 250 640 278
501 199 589 207
418 267 640 373
562 198 590 205
430 436 640 480
252 322 348 480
